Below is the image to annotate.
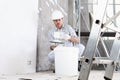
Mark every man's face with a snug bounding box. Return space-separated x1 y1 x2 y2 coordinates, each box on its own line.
53 18 63 29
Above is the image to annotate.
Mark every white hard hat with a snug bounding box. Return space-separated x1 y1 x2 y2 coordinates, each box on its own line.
51 10 64 20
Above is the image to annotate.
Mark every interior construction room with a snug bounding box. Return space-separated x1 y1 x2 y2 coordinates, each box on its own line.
0 0 120 80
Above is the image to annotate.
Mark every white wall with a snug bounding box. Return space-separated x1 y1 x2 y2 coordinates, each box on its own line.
0 0 38 74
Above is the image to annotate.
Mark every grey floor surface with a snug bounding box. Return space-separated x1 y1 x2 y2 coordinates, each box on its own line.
0 70 120 80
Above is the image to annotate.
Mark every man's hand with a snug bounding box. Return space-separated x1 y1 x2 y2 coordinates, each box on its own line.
50 45 57 50
69 36 79 43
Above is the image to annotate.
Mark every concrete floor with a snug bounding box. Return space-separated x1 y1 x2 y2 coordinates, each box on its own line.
0 70 120 80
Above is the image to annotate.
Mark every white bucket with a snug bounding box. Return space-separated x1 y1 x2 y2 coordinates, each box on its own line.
54 46 79 76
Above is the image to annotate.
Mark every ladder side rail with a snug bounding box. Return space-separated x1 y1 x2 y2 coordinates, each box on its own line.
104 33 120 80
78 20 102 80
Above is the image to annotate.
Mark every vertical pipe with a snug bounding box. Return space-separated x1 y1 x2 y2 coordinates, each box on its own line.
77 0 81 42
68 0 74 27
113 0 117 27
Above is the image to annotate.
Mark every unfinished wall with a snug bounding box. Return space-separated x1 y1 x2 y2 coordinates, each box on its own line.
37 0 68 71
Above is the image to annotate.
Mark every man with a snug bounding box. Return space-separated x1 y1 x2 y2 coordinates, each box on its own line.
48 10 85 64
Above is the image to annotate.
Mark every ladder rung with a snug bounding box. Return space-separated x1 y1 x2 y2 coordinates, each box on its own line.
93 59 112 64
79 57 113 64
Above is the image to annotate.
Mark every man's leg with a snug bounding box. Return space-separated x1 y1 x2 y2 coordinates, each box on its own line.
78 43 85 71
48 51 55 63
78 43 85 57
48 51 55 73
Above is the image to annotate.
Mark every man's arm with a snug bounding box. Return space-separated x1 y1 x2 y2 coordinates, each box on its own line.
67 25 80 43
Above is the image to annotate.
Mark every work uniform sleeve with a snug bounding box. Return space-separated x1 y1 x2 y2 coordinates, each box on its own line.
67 25 77 37
48 29 56 46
